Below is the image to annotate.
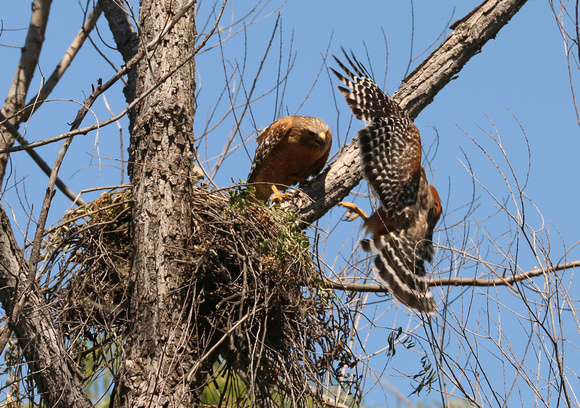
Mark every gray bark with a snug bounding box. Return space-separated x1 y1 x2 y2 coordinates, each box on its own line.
118 0 199 405
98 0 139 105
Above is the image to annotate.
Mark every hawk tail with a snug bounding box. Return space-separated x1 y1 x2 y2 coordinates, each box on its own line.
361 235 436 314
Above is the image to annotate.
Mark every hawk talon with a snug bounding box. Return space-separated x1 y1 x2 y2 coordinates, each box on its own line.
269 185 290 203
338 201 369 221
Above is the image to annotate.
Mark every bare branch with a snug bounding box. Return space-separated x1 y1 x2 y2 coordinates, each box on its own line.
325 260 580 292
0 112 86 205
192 0 228 56
20 3 102 124
0 4 101 205
0 0 52 183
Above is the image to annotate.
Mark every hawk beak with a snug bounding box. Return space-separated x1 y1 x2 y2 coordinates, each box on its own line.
317 132 327 150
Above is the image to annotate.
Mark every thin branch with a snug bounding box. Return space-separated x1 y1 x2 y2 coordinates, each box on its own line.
192 0 228 56
19 3 103 124
210 12 280 178
0 0 52 183
0 0 212 156
0 4 101 205
0 112 86 205
324 260 580 293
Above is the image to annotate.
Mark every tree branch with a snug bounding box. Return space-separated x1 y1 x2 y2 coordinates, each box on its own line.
20 3 102 124
324 260 580 293
98 0 139 104
0 4 101 205
0 206 92 407
0 113 86 205
282 0 528 224
0 0 52 183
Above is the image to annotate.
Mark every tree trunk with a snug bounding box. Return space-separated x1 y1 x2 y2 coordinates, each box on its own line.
118 0 198 406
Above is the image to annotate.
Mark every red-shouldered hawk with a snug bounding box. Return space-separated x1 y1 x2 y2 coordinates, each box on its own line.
247 116 332 201
332 51 442 314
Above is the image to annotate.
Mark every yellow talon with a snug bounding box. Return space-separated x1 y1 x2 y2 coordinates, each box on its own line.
338 202 369 221
269 185 290 203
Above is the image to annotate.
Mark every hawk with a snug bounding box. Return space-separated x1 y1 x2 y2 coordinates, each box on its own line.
332 51 442 314
247 116 332 201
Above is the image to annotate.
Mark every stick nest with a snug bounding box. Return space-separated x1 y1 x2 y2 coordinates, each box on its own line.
41 185 360 406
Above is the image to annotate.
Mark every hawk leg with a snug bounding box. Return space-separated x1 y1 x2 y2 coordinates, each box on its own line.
270 185 291 203
338 202 369 221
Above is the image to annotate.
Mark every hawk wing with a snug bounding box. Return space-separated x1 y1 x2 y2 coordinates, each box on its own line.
331 50 422 218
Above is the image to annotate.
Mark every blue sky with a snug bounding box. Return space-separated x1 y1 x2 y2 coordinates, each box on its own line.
1 1 579 406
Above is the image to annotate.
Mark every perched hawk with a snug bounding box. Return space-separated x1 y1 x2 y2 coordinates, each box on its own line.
332 51 442 314
247 116 332 201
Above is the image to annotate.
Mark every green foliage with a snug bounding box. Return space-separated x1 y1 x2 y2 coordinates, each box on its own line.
227 184 315 280
200 361 358 408
200 362 249 407
228 182 256 212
